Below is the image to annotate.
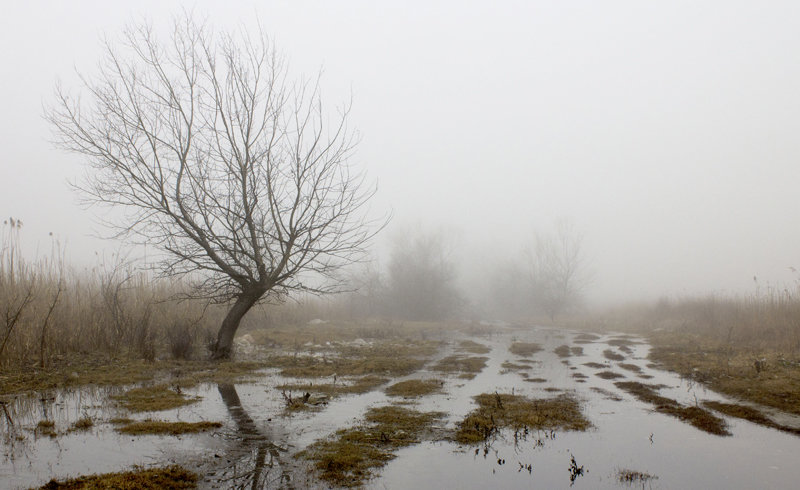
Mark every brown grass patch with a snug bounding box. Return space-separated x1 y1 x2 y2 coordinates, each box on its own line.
385 379 443 398
115 420 222 436
455 393 591 444
278 375 388 397
458 340 491 354
0 358 266 396
39 465 196 489
508 342 542 357
648 332 800 416
583 362 606 369
524 377 547 383
574 333 600 342
603 349 625 361
590 387 623 401
432 356 488 376
614 381 729 435
298 405 444 487
70 417 94 432
500 361 529 372
266 340 437 378
618 363 642 373
703 400 800 435
554 345 571 358
113 385 198 412
595 371 625 379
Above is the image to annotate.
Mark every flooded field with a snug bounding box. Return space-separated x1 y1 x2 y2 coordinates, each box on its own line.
3 325 800 489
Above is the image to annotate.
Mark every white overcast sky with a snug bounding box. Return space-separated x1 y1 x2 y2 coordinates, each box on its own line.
2 1 800 303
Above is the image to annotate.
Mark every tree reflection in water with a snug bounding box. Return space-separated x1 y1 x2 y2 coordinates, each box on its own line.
215 384 291 489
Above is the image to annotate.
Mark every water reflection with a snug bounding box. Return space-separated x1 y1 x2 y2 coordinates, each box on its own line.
212 384 290 489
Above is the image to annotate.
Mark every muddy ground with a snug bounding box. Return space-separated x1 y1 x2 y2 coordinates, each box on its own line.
3 324 800 489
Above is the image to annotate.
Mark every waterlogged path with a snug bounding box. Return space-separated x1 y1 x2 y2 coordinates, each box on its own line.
2 326 800 489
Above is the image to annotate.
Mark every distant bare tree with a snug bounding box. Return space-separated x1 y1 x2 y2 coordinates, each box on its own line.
47 15 379 359
385 229 461 321
527 220 590 320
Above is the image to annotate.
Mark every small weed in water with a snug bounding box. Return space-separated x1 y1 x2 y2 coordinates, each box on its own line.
617 468 657 484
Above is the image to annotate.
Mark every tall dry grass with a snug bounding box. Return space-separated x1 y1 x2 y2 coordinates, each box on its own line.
589 284 800 354
0 220 223 370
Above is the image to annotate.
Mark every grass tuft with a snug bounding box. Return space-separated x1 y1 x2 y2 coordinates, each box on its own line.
38 465 197 489
455 393 591 444
115 419 222 436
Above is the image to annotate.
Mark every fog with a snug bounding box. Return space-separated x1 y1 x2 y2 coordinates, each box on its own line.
3 0 800 306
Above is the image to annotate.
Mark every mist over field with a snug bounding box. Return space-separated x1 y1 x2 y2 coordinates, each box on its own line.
5 4 800 489
3 0 800 308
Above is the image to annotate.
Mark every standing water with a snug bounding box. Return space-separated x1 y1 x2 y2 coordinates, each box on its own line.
2 326 799 489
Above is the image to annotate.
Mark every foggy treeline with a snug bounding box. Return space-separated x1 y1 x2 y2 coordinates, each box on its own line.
4 215 800 369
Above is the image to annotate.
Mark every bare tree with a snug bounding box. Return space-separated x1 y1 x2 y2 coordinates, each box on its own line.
47 15 379 359
527 220 590 321
384 229 461 321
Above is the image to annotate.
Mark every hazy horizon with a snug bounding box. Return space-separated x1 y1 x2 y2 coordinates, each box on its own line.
3 1 800 306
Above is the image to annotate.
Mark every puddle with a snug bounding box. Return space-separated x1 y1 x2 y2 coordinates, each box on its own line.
3 326 800 489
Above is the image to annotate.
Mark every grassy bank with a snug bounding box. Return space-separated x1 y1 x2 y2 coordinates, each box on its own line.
583 291 800 416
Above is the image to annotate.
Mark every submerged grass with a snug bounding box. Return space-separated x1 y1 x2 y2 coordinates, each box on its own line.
39 465 197 489
298 405 444 487
385 379 443 398
455 393 591 444
615 381 729 436
508 342 542 357
266 340 438 378
113 385 198 412
115 420 222 436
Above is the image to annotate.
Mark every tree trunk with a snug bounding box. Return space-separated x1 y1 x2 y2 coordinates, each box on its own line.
211 291 262 360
